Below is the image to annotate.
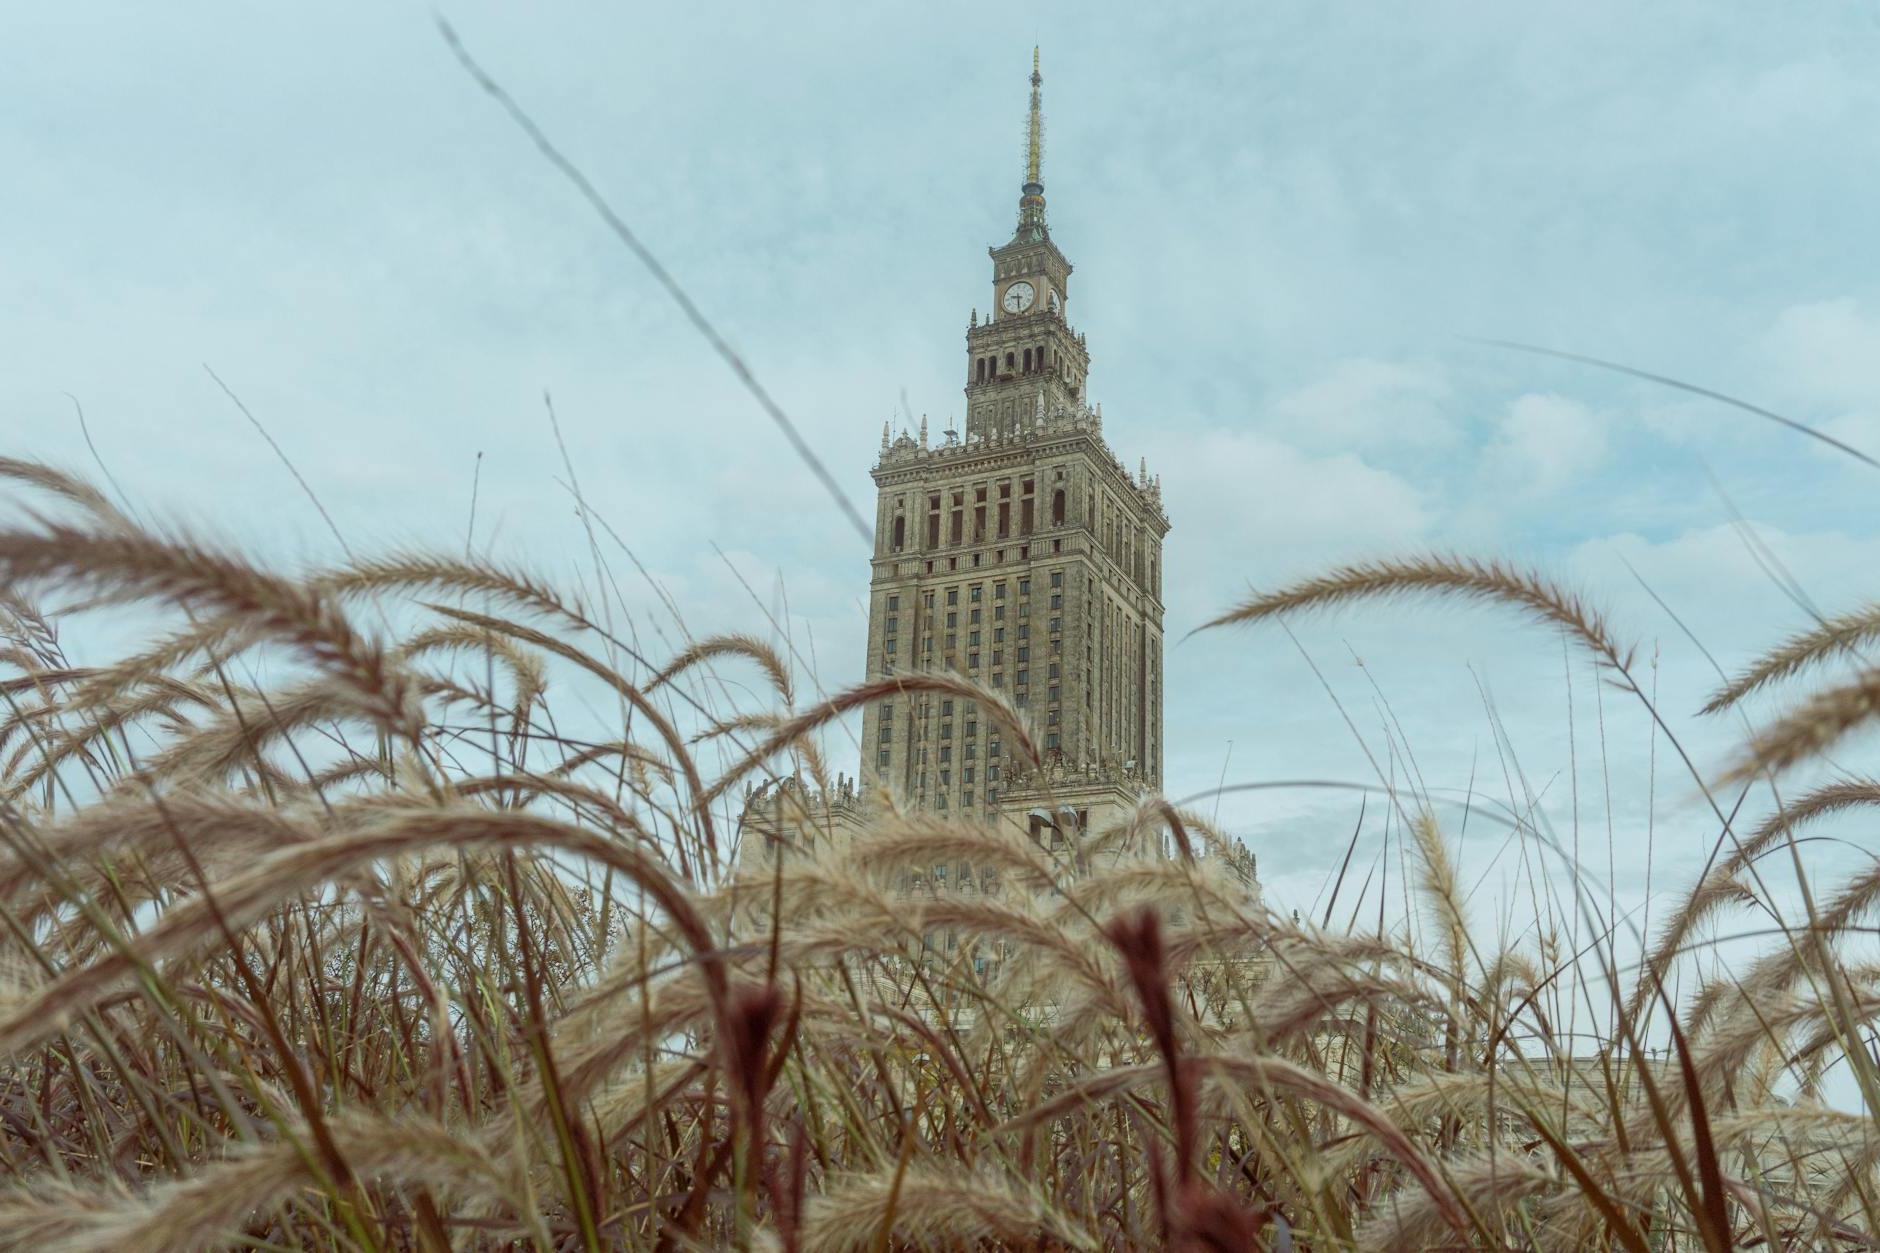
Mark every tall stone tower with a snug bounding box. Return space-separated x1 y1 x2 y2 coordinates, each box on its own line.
858 50 1169 824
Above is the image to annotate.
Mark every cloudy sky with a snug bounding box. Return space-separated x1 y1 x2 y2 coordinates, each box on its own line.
9 3 1880 965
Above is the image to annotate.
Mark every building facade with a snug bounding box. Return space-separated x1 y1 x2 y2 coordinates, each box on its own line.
858 51 1170 827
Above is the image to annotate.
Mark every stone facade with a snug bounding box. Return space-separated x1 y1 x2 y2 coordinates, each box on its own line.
857 58 1169 834
734 51 1260 974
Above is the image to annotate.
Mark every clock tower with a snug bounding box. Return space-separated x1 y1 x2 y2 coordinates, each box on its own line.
965 48 1091 443
859 49 1169 828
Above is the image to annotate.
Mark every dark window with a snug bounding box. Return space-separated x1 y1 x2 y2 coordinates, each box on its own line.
1051 489 1066 525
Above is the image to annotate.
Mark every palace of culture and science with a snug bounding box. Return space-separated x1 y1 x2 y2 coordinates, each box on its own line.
745 54 1251 895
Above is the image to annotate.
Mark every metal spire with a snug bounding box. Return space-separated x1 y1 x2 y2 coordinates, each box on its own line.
1016 47 1048 241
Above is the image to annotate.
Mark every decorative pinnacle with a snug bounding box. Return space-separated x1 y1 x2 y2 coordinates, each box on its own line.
1017 47 1047 239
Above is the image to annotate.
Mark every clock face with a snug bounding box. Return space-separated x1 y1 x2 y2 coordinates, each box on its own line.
1002 281 1036 314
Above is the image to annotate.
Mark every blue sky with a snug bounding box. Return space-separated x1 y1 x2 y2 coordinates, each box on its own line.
8 3 1880 958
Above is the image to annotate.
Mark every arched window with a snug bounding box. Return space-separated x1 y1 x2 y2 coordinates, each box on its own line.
1022 348 1032 373
1051 489 1066 526
892 515 906 551
975 358 986 382
1004 352 1015 373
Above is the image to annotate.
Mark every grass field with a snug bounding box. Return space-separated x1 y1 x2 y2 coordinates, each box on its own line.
0 456 1875 1250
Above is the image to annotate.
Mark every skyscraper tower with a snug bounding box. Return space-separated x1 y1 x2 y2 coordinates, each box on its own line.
859 51 1169 825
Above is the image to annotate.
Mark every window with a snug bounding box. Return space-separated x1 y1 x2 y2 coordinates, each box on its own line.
969 631 980 647
1018 626 1029 639
878 749 890 765
1017 646 1029 662
1017 669 1029 686
1051 572 1063 588
878 723 891 743
990 739 1002 757
971 608 981 624
1050 617 1061 633
1019 579 1031 597
968 652 979 669
1047 709 1059 725
1048 686 1059 703
995 582 1006 600
988 764 1001 781
885 639 897 654
963 766 975 784
883 701 894 719
994 605 1005 621
1048 663 1060 679
971 585 982 602
941 700 954 716
888 595 900 612
886 616 898 634
1046 732 1060 749
1050 594 1061 610
941 722 953 740
940 746 951 763
947 589 959 606
946 611 957 628
965 719 977 738
1051 489 1066 525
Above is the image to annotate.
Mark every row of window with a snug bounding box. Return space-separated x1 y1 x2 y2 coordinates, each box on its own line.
971 343 1068 383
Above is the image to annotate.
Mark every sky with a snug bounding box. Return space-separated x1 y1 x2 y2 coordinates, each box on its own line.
8 3 1880 972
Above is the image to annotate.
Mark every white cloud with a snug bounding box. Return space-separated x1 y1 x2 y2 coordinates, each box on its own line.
1148 428 1434 639
1763 299 1880 408
1480 393 1605 497
1759 299 1880 460
1267 358 1456 452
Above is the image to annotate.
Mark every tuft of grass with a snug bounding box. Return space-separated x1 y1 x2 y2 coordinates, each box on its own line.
0 462 1876 1249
